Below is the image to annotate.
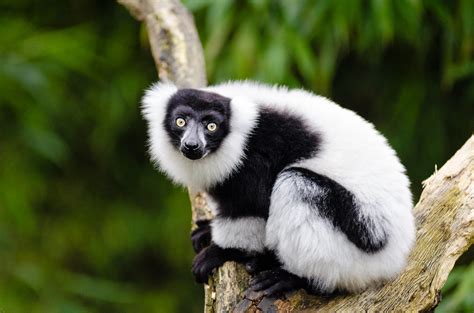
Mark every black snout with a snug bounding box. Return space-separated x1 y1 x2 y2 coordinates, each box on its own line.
184 142 200 151
181 141 204 160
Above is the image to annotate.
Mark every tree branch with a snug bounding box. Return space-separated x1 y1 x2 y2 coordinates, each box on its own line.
118 0 206 88
118 1 473 311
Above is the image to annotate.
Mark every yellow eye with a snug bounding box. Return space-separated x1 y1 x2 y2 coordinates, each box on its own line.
207 123 217 132
176 118 186 127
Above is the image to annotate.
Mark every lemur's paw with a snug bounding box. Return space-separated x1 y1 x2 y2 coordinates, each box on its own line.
249 268 307 296
192 244 227 284
191 219 212 253
245 251 281 275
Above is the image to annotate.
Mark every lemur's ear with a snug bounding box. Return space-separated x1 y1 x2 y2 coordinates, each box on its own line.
141 82 178 123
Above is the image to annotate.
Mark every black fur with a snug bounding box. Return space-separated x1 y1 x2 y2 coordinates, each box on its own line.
280 167 387 253
208 108 321 218
164 89 231 153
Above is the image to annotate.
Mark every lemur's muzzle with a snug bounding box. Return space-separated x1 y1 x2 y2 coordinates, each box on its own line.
180 122 205 160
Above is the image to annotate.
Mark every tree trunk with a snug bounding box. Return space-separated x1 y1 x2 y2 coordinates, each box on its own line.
118 1 474 311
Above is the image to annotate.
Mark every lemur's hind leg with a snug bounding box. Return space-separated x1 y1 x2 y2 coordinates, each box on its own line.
262 167 388 295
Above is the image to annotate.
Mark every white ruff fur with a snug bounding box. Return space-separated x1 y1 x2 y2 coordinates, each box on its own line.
142 81 415 293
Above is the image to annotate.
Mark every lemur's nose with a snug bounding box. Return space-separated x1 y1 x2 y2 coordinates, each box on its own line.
184 142 200 151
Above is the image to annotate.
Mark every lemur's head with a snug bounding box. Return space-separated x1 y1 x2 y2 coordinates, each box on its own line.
164 89 231 160
142 82 258 188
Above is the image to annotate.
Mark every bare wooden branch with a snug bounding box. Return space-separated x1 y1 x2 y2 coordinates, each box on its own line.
118 1 473 311
118 0 206 88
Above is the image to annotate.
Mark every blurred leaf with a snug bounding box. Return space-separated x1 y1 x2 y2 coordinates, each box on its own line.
371 0 394 43
437 263 474 313
258 28 289 83
290 31 318 86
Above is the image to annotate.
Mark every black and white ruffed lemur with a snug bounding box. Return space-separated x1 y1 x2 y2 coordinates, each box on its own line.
141 81 415 296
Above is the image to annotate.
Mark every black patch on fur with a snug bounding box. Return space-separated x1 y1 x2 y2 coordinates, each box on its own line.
164 89 231 153
208 108 321 219
280 167 387 253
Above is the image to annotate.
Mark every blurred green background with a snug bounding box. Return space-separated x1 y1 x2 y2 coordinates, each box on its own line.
0 0 473 312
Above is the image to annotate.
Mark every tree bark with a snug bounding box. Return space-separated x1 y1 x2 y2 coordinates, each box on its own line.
118 0 206 88
118 1 474 311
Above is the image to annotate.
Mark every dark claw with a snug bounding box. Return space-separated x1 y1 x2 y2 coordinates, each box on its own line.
250 276 277 291
191 219 212 253
248 268 307 296
262 281 289 296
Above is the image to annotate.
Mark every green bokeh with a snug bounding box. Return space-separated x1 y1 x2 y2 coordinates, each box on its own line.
0 0 472 312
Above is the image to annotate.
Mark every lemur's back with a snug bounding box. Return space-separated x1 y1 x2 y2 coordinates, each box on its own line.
207 81 412 211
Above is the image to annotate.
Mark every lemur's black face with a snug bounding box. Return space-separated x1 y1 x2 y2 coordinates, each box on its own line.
164 89 231 160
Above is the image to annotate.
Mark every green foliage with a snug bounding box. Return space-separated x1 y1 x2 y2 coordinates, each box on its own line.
0 0 472 312
437 262 474 312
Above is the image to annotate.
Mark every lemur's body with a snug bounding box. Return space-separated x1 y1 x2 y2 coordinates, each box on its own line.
142 81 415 295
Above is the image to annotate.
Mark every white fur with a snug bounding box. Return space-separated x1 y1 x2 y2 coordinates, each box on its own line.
212 217 266 253
142 80 415 293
